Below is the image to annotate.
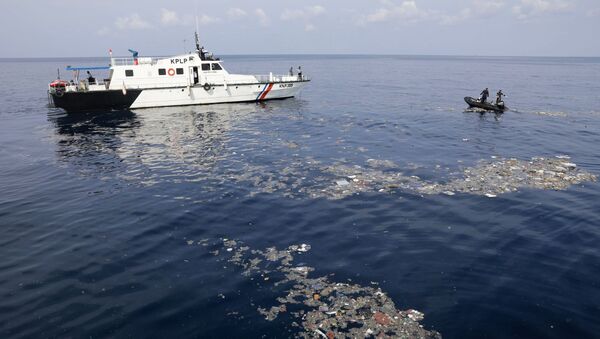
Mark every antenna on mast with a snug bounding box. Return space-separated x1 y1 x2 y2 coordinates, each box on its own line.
195 0 199 34
195 14 203 59
194 1 204 60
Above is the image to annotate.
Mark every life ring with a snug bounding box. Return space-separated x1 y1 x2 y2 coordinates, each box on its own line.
167 68 175 76
203 83 211 91
54 88 64 97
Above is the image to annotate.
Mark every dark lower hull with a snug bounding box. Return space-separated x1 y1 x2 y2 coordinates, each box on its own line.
49 89 296 112
464 97 507 113
50 90 143 112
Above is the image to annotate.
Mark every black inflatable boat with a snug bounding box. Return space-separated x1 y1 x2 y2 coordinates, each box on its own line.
464 97 507 113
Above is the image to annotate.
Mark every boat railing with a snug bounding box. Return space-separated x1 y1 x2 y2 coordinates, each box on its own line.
49 75 309 93
110 57 162 66
254 74 310 83
48 79 111 92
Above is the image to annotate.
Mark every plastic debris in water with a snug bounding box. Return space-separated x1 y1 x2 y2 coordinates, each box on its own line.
335 179 350 187
210 238 441 338
297 244 311 252
168 153 596 201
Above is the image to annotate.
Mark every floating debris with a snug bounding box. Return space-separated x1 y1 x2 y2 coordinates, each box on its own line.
335 179 350 187
318 156 593 199
284 141 300 149
316 156 595 199
318 164 422 199
535 111 568 117
179 154 595 200
366 158 398 169
258 305 287 321
295 244 311 253
215 239 441 338
417 156 597 196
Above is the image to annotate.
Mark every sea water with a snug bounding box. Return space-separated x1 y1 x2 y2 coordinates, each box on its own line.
1 55 600 338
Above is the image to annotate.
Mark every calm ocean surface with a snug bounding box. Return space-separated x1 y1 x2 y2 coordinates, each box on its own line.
1 55 599 338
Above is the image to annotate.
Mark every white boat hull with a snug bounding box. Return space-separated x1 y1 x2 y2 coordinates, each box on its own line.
129 81 307 109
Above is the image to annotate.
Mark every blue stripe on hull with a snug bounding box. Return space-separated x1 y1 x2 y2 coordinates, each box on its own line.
255 83 269 101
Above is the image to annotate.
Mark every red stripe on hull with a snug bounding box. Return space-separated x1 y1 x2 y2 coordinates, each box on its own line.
259 83 274 100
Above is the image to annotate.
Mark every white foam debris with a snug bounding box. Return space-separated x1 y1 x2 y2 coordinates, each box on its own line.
335 179 350 187
297 244 311 252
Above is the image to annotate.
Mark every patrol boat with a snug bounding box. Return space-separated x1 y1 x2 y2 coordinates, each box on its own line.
48 33 310 112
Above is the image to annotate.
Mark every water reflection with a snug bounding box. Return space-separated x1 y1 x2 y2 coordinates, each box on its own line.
48 104 264 187
48 110 140 179
49 109 140 135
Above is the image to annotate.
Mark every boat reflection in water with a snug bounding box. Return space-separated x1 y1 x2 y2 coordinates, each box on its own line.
47 102 283 190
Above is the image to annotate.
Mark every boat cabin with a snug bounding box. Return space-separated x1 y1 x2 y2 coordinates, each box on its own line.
57 53 233 93
107 54 230 90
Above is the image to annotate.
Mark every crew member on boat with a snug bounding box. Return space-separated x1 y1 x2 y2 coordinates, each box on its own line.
297 66 302 80
86 71 95 84
128 49 139 65
496 90 505 104
480 88 489 103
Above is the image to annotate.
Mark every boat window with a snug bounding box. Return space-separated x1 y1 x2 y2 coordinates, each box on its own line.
125 70 134 77
176 68 184 75
158 68 166 75
211 63 222 71
201 64 210 71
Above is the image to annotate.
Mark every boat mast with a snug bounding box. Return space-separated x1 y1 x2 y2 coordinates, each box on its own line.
195 27 206 60
194 12 208 60
195 31 201 56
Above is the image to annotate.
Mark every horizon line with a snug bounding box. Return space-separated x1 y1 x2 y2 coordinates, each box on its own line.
1 53 599 60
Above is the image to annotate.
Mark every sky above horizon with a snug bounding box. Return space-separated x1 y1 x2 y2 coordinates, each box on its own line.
2 0 599 57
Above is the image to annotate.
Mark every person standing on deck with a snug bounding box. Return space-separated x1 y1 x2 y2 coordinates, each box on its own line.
289 67 294 76
480 88 489 103
128 49 139 65
86 71 95 84
496 90 505 104
297 66 302 80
